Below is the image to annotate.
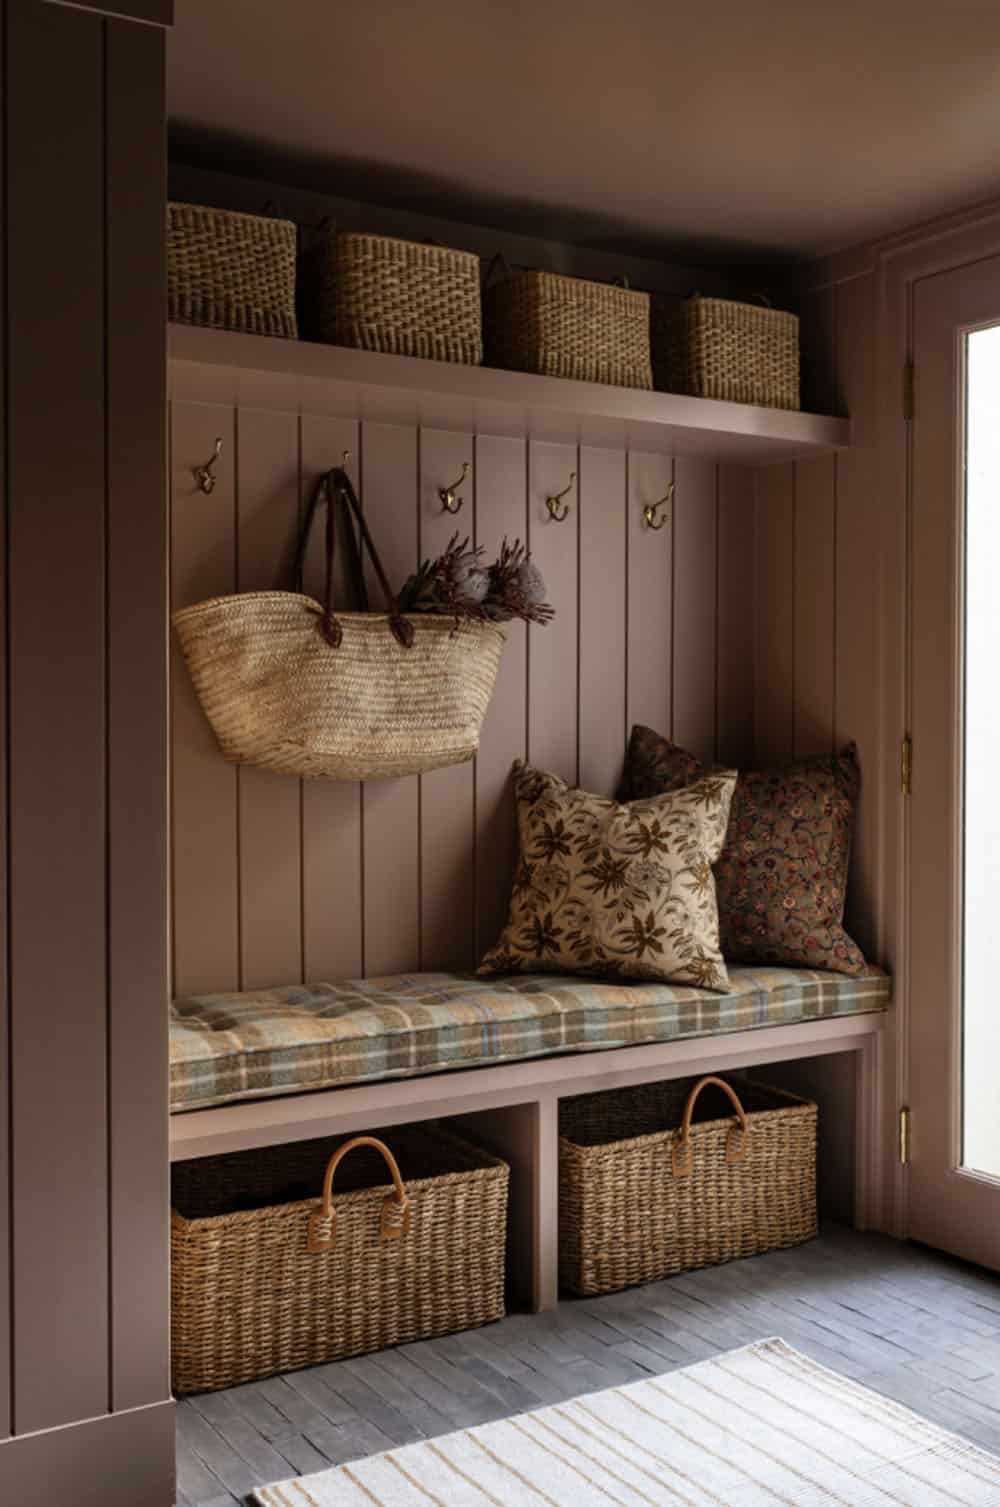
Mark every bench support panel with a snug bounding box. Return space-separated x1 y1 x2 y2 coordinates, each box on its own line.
451 1100 559 1313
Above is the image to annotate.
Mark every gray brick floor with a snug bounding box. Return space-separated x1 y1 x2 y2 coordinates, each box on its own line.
175 1225 1000 1505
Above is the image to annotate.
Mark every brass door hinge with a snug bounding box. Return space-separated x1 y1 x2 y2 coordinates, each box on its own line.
901 734 913 795
899 1106 912 1165
903 358 915 421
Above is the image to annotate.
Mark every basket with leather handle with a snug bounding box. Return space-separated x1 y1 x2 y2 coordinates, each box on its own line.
172 465 505 780
558 1074 817 1296
170 1126 509 1393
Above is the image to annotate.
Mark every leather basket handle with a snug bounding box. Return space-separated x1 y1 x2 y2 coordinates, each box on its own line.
671 1075 750 1179
292 468 414 651
306 1135 412 1254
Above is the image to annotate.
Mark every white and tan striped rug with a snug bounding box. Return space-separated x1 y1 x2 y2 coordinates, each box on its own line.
252 1337 1000 1506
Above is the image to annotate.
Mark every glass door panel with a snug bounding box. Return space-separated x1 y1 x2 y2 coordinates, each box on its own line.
963 323 1000 1179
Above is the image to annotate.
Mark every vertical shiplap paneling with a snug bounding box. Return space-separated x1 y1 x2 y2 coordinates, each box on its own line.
799 285 839 416
7 0 108 1432
474 436 528 956
299 418 363 981
835 274 879 959
419 430 477 970
627 450 674 740
673 458 719 762
716 466 757 769
754 463 797 766
105 12 170 1413
793 455 837 757
236 408 303 988
361 424 421 974
170 401 240 996
578 446 627 796
527 441 579 783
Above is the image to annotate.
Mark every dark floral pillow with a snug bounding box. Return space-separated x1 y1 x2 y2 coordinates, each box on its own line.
478 760 737 990
621 724 866 976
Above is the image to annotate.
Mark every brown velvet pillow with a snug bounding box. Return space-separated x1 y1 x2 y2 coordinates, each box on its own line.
478 760 737 990
621 724 866 976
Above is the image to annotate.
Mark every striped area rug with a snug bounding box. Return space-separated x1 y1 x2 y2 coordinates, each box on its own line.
252 1337 1000 1506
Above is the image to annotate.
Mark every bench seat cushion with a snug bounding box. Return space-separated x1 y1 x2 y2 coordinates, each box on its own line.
170 964 891 1114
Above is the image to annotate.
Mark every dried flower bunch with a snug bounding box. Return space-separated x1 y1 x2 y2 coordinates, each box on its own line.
399 535 554 626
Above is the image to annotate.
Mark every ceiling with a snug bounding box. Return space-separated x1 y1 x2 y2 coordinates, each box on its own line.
168 1 1000 264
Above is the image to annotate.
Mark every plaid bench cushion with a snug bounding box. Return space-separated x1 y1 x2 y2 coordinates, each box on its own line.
170 965 891 1114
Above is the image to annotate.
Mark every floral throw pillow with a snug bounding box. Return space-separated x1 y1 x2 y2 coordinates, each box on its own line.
478 760 737 990
621 724 866 976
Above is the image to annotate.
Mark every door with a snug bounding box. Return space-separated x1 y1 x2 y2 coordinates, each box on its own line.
910 255 1000 1268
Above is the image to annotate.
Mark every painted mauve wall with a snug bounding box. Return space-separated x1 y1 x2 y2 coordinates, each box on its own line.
756 273 880 965
169 399 758 994
0 1 174 1503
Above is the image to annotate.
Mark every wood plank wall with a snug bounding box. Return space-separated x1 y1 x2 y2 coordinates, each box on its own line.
0 0 173 1487
754 273 880 963
170 406 757 993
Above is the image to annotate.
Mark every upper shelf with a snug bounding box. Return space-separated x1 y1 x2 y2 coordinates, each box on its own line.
168 324 850 464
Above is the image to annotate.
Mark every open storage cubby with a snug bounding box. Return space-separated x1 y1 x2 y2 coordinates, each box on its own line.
170 1020 883 1314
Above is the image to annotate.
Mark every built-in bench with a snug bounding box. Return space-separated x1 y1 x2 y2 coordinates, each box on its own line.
169 963 891 1310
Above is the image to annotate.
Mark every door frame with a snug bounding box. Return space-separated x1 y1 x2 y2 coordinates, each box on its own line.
876 208 1000 1239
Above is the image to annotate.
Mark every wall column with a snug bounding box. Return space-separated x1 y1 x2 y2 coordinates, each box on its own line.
0 0 174 1501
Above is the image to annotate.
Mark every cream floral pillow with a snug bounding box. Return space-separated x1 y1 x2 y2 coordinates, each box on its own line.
478 761 737 990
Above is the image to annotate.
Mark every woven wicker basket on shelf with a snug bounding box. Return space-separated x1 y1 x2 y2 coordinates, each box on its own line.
652 294 799 409
167 201 298 338
171 1126 509 1394
559 1074 817 1297
299 227 483 363
484 267 652 389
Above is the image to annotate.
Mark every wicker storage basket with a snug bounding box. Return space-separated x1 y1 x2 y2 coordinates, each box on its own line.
652 294 799 410
484 268 652 388
173 467 505 780
300 228 482 364
559 1074 817 1297
171 1127 509 1394
167 201 298 338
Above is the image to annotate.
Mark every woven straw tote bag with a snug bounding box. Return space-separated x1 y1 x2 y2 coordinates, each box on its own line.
173 467 505 780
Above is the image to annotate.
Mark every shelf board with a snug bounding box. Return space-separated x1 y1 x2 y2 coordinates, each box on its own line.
168 323 850 463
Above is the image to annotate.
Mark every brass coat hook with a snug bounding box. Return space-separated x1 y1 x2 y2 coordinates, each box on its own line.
643 479 674 531
546 471 576 523
439 461 470 514
194 437 224 495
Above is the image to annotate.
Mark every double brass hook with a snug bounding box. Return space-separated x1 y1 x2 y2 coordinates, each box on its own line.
193 437 224 495
439 461 471 514
643 479 674 531
546 471 576 523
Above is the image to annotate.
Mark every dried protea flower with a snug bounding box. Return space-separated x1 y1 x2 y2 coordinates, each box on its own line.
398 535 490 624
515 559 547 607
397 535 554 628
460 566 490 605
484 538 555 625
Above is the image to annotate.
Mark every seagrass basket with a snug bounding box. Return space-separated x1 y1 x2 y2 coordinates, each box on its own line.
167 201 298 338
559 1074 817 1296
484 268 652 388
652 294 799 409
300 227 482 363
171 1127 509 1394
173 467 505 780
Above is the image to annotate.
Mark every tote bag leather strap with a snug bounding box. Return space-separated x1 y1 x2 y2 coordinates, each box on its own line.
292 466 415 650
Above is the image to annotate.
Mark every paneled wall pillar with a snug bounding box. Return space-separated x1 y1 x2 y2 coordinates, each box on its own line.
0 1 174 1503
